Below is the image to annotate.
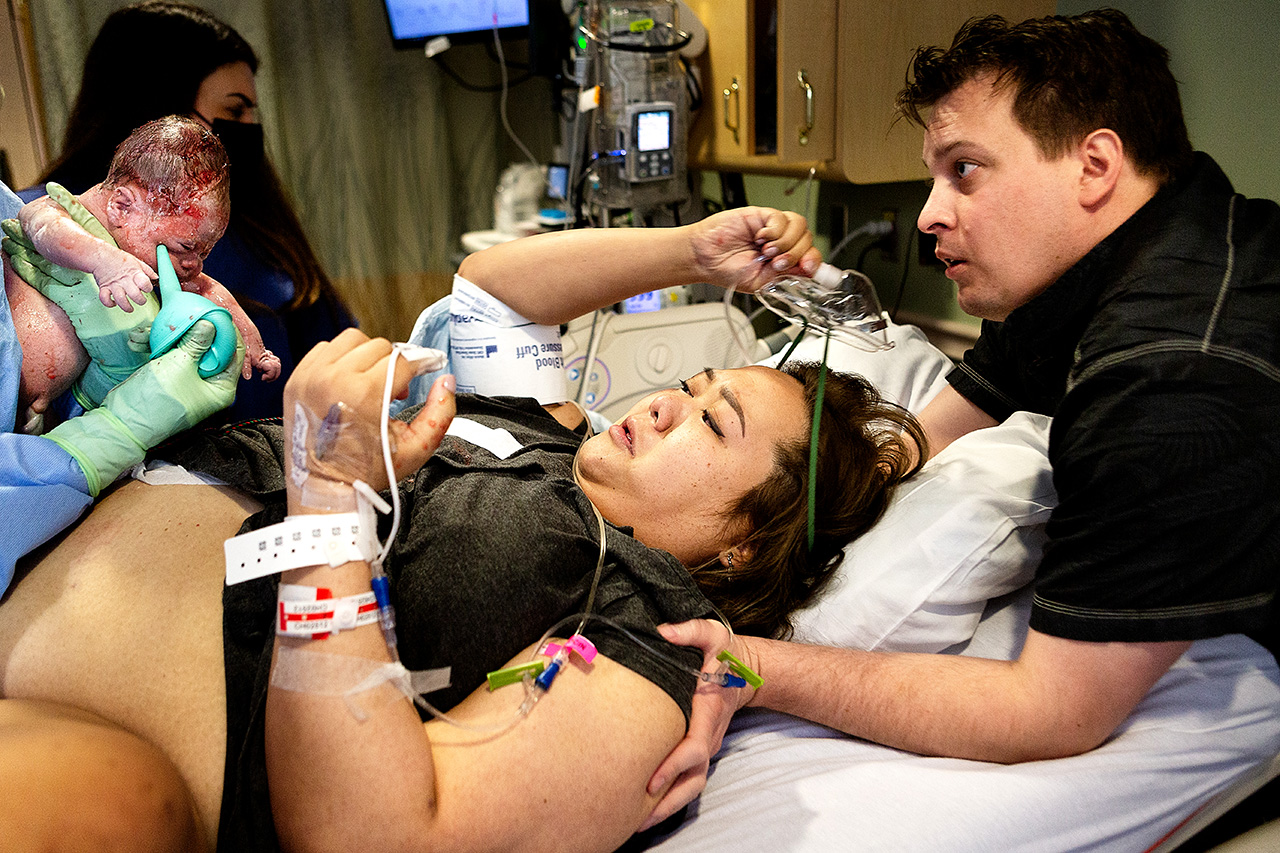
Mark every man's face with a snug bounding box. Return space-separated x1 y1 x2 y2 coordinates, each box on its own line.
114 193 228 283
918 76 1090 321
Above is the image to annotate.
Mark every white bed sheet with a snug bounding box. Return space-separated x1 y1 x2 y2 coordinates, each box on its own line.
641 591 1280 852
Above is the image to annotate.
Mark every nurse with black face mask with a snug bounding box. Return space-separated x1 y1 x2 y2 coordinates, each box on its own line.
24 1 357 423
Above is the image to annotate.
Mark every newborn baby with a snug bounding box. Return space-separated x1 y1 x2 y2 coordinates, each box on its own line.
3 116 279 425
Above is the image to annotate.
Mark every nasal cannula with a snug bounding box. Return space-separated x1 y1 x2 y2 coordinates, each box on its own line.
363 343 755 734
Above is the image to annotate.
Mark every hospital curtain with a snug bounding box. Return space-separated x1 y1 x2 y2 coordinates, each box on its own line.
26 0 513 339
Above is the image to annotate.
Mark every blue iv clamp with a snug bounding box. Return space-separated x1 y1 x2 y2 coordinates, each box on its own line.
148 244 237 377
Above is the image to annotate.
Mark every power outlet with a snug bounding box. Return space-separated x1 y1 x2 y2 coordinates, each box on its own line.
878 209 898 261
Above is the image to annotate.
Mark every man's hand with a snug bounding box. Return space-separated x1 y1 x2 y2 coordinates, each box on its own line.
641 619 757 830
688 206 821 294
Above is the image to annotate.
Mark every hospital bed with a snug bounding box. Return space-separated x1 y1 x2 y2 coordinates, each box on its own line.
630 319 1280 853
408 299 1280 852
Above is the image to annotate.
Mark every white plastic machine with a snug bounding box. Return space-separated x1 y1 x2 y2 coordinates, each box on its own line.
561 302 769 420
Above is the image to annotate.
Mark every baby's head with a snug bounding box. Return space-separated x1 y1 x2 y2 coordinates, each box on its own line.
102 115 230 281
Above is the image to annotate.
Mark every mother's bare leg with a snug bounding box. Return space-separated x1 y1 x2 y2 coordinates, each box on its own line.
0 698 204 853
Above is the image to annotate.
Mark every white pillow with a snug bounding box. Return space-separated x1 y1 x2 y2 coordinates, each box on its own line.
758 321 952 412
757 322 1057 653
789 412 1055 652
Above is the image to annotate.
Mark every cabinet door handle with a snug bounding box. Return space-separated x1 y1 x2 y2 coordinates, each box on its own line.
723 77 740 144
797 69 814 146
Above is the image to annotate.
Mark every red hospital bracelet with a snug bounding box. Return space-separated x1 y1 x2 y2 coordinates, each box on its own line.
277 584 379 639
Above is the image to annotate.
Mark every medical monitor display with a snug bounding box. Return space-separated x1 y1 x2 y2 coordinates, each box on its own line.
635 109 672 152
384 0 531 48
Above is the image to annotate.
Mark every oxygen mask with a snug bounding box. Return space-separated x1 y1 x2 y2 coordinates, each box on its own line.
756 263 893 352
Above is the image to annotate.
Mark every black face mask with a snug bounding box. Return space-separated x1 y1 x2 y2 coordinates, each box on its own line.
209 117 265 173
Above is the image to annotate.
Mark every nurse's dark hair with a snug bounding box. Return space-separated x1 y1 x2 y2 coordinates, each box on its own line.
895 8 1194 184
41 1 255 194
694 364 927 639
39 1 344 315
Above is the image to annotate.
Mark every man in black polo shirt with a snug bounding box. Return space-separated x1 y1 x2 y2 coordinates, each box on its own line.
644 8 1278 826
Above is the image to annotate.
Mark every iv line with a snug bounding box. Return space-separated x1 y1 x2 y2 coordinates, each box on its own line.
367 350 748 733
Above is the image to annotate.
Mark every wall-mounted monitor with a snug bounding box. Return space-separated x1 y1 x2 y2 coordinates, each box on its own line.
383 0 531 49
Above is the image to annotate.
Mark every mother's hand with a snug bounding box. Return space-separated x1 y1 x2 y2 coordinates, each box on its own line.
688 206 821 294
283 329 456 509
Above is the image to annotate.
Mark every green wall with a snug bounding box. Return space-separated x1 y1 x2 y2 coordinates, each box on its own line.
1056 0 1280 203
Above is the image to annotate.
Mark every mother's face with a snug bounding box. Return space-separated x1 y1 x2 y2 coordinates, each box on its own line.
575 365 808 566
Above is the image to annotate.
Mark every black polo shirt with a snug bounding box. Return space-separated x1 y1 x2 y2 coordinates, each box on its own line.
948 154 1279 658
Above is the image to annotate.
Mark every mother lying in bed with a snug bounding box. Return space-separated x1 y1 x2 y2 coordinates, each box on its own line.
0 207 925 853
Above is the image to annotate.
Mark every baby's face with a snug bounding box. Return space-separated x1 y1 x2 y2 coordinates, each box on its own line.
117 195 228 283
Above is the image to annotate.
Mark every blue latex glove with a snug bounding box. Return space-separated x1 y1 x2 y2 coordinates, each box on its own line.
45 318 244 496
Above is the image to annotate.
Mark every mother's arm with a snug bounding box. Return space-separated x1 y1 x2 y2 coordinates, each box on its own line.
270 627 686 853
266 329 685 853
458 206 821 325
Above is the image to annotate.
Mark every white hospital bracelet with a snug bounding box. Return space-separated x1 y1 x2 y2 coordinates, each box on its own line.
225 512 377 585
277 584 380 638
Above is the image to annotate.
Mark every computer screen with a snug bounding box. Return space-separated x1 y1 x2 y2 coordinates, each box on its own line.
384 0 531 48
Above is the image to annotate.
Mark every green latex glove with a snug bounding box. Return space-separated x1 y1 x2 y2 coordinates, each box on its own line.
45 318 245 496
1 185 159 408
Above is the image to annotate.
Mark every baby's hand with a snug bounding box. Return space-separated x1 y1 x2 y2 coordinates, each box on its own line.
93 252 156 312
251 347 283 382
219 304 278 381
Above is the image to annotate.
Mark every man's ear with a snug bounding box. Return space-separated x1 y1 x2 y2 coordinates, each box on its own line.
103 183 144 229
1078 129 1125 209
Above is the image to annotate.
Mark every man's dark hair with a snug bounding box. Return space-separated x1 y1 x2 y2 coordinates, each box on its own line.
896 9 1194 184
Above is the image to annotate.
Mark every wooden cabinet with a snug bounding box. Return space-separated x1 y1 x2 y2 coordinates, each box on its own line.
683 0 1053 183
684 0 837 171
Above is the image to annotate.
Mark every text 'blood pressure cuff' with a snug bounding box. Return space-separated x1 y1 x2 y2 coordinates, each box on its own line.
449 274 568 404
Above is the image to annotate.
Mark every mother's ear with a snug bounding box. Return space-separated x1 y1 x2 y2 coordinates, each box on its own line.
1077 128 1125 209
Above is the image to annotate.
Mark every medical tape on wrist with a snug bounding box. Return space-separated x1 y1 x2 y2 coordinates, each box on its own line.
277 584 379 639
224 510 378 585
291 401 384 512
271 645 452 722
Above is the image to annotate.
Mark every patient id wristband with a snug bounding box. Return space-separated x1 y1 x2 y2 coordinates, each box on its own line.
225 511 378 585
277 584 379 639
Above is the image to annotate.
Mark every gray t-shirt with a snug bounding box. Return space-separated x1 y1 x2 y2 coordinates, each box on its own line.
162 394 715 853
